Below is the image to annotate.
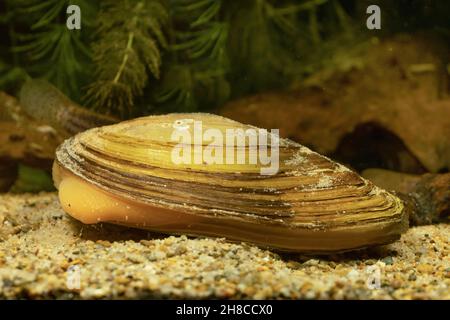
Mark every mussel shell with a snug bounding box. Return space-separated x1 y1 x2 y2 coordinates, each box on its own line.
53 113 407 252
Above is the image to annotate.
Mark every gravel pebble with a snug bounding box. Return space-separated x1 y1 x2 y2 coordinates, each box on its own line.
0 193 448 299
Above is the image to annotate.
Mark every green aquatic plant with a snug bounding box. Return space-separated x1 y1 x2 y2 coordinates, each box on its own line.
9 164 55 193
0 0 353 114
0 62 29 93
153 0 230 111
1 0 448 117
1 0 96 100
154 0 333 111
84 0 169 118
15 24 91 98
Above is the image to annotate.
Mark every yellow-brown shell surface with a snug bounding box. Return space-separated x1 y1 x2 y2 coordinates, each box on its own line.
53 113 407 253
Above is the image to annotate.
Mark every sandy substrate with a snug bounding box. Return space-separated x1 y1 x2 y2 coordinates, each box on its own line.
0 192 448 299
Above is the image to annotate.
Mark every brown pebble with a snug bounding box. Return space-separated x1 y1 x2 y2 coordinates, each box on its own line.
96 240 111 247
417 264 434 274
408 273 417 281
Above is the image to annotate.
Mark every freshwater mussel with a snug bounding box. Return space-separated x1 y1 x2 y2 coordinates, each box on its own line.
53 113 407 253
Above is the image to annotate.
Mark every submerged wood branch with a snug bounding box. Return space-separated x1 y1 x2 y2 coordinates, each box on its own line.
363 169 450 226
